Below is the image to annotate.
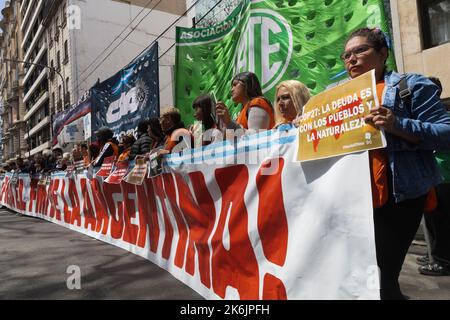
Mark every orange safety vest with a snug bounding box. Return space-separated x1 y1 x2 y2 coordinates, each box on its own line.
117 148 131 162
236 97 275 129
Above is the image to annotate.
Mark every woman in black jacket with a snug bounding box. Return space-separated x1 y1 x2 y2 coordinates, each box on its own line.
129 120 153 160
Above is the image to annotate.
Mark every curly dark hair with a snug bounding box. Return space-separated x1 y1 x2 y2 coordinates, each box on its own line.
345 27 389 51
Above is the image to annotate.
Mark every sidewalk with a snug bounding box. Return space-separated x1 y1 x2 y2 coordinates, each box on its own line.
400 241 450 300
1 207 449 300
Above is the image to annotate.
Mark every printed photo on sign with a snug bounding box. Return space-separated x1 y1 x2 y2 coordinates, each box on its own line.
148 151 163 178
123 156 147 185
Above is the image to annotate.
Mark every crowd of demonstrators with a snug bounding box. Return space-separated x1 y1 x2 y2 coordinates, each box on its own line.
0 26 448 300
341 27 450 299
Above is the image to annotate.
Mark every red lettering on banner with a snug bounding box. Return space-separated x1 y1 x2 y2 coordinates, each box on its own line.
47 180 56 218
37 185 47 215
6 179 12 207
103 183 124 239
90 179 110 235
153 175 174 260
8 181 14 208
47 180 55 218
256 158 288 267
121 182 139 245
69 179 82 227
49 179 62 221
262 273 287 300
0 177 8 200
135 180 160 252
28 179 38 212
182 171 216 289
59 180 72 224
17 180 25 211
163 173 188 268
11 181 18 209
211 165 259 299
80 178 97 231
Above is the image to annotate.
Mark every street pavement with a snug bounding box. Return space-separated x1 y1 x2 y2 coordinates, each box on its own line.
0 207 449 300
0 208 202 300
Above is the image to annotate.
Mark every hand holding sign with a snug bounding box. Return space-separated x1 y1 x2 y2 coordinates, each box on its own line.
364 106 396 132
297 70 386 162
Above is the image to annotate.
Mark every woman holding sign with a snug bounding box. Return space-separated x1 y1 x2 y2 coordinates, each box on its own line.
216 72 275 130
342 27 450 300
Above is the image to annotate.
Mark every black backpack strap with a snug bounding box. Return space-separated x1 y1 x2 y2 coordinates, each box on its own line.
398 75 412 101
396 75 413 112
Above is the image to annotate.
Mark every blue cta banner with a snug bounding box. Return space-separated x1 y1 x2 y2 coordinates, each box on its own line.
90 43 160 138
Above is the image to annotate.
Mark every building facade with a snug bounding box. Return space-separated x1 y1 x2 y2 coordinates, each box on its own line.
0 0 27 163
0 0 188 161
390 0 450 105
20 0 52 157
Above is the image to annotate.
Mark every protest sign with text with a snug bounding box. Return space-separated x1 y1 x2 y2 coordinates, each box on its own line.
123 156 147 185
297 70 386 162
95 156 115 178
104 161 130 184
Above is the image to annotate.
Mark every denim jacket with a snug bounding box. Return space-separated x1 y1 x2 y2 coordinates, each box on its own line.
382 70 450 202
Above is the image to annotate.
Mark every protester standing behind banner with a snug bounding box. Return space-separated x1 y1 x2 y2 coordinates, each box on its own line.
273 80 311 129
147 118 165 149
129 120 152 160
80 144 90 167
88 142 100 163
93 127 119 167
159 107 193 153
118 134 136 162
342 27 450 299
189 94 221 147
216 72 275 131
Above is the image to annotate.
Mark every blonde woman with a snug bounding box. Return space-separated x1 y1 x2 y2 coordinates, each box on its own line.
273 80 311 128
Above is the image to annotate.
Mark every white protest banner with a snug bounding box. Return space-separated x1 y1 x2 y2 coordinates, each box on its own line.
0 129 378 300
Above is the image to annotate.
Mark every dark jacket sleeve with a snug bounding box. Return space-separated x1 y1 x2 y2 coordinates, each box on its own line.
129 134 153 160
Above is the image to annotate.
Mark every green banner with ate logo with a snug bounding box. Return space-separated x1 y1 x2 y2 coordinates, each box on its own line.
175 0 395 125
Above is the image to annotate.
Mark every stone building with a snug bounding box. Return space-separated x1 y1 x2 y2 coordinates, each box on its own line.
0 0 188 160
390 0 450 105
0 0 27 162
